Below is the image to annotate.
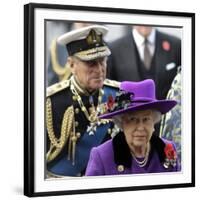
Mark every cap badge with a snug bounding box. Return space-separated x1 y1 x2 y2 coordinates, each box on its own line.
86 29 102 45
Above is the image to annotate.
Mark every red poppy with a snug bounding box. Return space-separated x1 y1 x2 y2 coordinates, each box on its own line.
162 41 171 51
164 143 177 160
107 95 115 110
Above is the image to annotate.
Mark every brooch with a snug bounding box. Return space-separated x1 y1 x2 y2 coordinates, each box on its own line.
102 91 135 114
163 143 177 168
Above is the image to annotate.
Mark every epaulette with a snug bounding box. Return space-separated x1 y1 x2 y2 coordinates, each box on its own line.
46 79 70 97
103 79 120 88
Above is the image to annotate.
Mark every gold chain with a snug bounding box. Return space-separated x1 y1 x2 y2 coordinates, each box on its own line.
46 97 74 162
46 76 109 165
70 78 103 123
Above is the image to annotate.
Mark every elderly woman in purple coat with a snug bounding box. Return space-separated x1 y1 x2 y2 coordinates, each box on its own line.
85 79 180 176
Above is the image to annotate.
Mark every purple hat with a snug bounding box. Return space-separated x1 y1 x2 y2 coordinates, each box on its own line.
99 79 177 119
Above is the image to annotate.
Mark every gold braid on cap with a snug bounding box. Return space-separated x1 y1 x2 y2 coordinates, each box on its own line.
46 97 74 162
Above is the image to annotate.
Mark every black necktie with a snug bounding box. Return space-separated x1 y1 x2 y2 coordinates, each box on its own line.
143 38 152 70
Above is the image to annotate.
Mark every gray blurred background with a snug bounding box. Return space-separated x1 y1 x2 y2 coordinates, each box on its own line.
46 21 182 86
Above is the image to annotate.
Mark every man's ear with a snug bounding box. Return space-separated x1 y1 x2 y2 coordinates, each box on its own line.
67 57 76 74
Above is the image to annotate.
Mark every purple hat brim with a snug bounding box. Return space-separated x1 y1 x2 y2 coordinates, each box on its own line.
99 100 177 119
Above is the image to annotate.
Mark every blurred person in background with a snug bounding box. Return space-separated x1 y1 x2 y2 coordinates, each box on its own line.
107 25 181 100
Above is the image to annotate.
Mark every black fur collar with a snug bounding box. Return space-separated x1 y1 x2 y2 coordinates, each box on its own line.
112 132 166 168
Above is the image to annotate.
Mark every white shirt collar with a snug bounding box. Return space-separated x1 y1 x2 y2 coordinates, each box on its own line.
132 28 156 46
132 28 156 60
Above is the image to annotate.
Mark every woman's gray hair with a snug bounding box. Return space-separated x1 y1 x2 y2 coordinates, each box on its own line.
112 109 162 130
112 116 123 130
152 110 162 124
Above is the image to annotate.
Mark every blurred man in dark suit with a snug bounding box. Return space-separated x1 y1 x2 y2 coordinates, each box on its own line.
107 25 181 100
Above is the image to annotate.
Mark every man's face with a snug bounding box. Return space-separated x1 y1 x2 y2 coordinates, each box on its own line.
121 110 155 150
134 26 153 38
69 56 107 92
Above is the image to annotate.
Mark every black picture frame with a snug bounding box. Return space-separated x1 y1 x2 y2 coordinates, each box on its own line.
24 3 195 197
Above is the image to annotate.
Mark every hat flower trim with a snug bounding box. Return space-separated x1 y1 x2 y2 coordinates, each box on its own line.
105 90 135 113
107 95 115 111
163 143 177 168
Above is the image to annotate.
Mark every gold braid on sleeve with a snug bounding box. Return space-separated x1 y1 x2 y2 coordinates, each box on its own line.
46 97 74 162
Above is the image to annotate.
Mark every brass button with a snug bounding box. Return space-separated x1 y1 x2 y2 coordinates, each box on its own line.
76 132 81 138
81 107 86 112
108 128 111 134
117 165 124 172
89 107 94 113
75 121 79 127
75 108 79 114
71 135 77 142
72 95 77 101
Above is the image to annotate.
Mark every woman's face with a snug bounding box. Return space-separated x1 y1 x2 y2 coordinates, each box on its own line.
121 110 155 149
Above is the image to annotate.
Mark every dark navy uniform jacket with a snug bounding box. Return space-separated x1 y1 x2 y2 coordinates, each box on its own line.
46 78 119 177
